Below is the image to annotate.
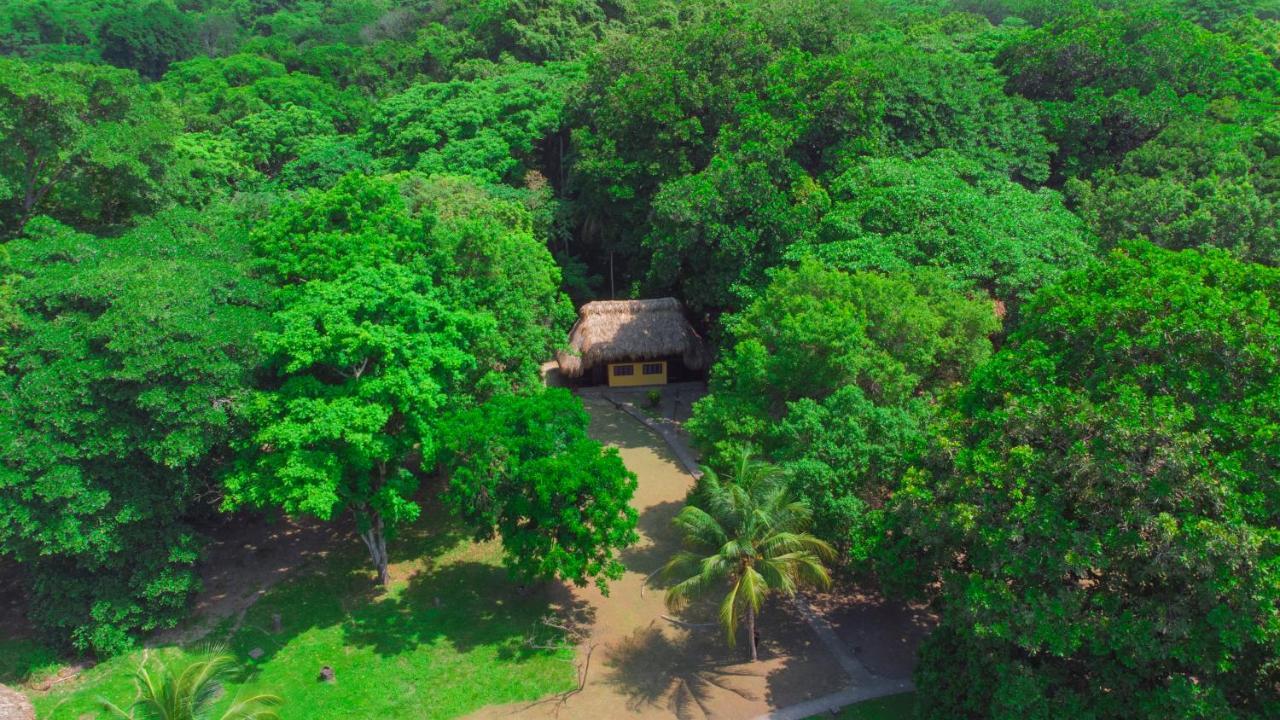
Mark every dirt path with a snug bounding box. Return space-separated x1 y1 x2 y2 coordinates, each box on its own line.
466 398 850 720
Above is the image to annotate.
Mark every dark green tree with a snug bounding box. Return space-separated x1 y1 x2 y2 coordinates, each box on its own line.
0 57 180 238
889 241 1280 719
0 209 268 655
98 1 196 79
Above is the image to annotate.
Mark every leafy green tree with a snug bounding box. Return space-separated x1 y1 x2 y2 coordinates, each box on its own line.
225 175 483 586
689 260 998 555
440 389 638 592
438 0 611 62
400 174 575 393
888 241 1280 719
223 264 484 586
276 136 372 190
366 62 577 184
98 1 196 79
1069 112 1280 264
230 102 336 177
663 448 835 661
997 4 1279 178
102 651 282 720
0 57 180 237
160 54 364 133
227 173 571 584
790 151 1095 302
0 208 269 655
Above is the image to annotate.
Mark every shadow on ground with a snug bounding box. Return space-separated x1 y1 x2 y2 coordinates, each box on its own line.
341 561 594 660
603 623 762 720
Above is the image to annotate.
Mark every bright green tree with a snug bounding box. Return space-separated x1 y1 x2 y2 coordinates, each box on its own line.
888 241 1280 719
365 62 577 184
0 57 180 237
790 151 1095 302
663 448 835 661
689 260 998 554
0 208 268 655
440 389 638 592
222 264 486 586
227 173 571 585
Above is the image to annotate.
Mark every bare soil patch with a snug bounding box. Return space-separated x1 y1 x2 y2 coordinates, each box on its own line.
809 585 936 680
150 512 354 646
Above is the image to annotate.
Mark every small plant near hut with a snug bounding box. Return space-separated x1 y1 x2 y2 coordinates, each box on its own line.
645 389 662 409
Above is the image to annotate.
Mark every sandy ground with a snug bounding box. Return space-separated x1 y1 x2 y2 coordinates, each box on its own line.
809 587 935 681
465 398 850 720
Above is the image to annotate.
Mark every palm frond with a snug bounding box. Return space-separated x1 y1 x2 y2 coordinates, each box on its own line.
671 505 728 551
664 556 729 611
222 693 284 720
719 576 743 646
738 566 767 614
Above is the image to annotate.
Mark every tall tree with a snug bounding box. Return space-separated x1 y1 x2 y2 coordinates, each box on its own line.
227 173 572 584
441 389 638 592
0 57 179 238
663 448 835 661
223 264 485 586
0 208 268 655
888 241 1280 719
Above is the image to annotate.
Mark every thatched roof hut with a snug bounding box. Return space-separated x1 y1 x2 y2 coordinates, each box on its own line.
556 298 710 379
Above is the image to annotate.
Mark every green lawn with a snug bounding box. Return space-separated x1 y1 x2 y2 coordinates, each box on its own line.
7 515 575 720
813 692 918 720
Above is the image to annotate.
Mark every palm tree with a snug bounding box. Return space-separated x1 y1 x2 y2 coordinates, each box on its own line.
662 447 836 661
101 651 282 720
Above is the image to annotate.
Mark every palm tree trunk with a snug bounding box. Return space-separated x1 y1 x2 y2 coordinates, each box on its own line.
748 603 758 662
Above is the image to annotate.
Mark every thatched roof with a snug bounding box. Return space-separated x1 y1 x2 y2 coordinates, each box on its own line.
556 298 710 378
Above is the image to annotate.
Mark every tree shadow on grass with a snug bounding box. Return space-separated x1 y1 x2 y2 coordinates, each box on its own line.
340 562 594 661
603 622 761 720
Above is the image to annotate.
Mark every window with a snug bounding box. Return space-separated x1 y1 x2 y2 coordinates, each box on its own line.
642 363 664 375
612 364 635 376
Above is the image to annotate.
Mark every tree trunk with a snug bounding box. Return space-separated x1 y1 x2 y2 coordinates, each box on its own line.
747 603 758 662
357 511 390 586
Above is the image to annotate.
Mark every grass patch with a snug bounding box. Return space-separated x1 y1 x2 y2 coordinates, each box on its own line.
0 637 61 686
813 691 917 719
23 515 576 720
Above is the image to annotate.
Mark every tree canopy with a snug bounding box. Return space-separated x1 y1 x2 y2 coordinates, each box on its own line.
2 6 1280 714
887 241 1280 718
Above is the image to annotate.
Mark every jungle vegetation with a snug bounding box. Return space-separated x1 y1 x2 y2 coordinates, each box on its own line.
2 0 1279 717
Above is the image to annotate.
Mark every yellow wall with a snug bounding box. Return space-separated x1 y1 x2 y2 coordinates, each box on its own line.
607 361 668 387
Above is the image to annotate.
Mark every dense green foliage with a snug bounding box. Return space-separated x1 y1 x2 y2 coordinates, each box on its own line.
441 388 638 592
1 210 267 655
689 260 998 557
887 242 1280 718
2 0 1279 716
